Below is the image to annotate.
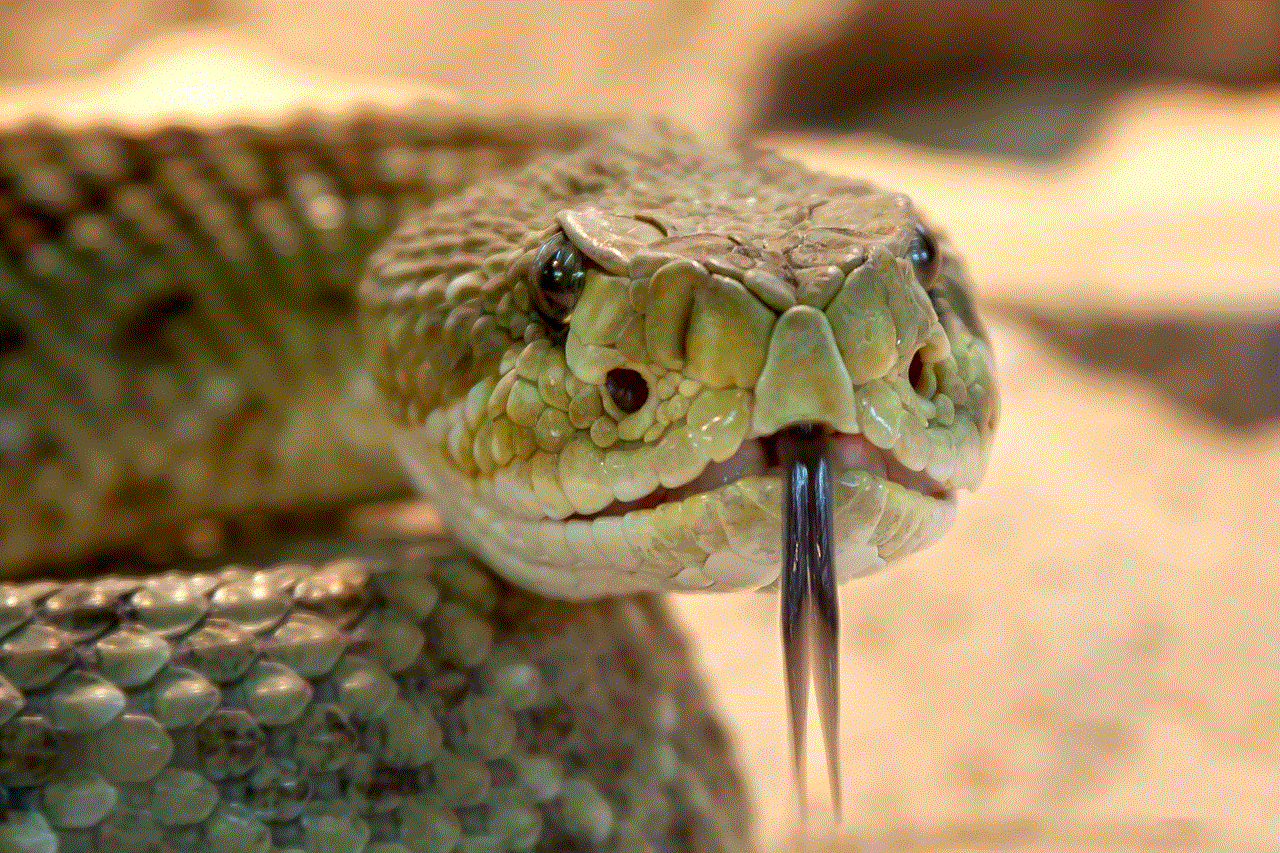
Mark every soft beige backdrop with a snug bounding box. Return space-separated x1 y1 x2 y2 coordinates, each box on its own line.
3 6 1277 850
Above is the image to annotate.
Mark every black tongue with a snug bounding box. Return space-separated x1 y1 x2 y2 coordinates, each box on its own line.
777 424 841 816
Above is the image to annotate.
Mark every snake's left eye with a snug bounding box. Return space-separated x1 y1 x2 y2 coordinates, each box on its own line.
530 234 585 330
907 223 941 287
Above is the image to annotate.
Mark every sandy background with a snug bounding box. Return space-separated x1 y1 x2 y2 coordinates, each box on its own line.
2 3 1277 851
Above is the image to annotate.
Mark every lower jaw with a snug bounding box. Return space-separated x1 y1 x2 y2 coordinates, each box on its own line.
615 466 955 589
430 465 955 599
399 434 955 599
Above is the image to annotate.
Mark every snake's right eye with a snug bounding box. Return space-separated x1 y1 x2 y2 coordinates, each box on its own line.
530 234 586 330
907 223 941 287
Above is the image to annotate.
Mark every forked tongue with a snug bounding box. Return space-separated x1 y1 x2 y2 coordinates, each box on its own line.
777 424 840 817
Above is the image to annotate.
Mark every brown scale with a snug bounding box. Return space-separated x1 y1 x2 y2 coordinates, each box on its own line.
1 117 599 577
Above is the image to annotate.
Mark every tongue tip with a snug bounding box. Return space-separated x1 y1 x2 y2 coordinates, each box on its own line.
778 424 841 818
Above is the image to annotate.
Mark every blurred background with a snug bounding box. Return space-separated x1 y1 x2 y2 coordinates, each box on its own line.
2 1 1277 850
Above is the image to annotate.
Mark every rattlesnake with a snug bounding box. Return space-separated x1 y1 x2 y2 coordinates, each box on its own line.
0 114 996 853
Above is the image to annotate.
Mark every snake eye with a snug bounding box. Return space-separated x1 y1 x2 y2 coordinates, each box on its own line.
530 234 585 329
605 368 649 414
907 223 941 287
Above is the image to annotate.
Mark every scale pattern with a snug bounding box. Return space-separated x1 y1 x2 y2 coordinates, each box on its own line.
0 112 998 852
0 541 750 853
0 115 756 853
0 114 590 574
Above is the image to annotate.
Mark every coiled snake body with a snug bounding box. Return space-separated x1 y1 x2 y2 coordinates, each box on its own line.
0 115 996 853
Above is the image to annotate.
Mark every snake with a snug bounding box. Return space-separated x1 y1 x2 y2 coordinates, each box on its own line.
0 113 997 853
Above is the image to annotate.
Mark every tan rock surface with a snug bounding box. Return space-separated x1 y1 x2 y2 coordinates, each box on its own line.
770 83 1280 314
721 87 1280 849
0 2 848 135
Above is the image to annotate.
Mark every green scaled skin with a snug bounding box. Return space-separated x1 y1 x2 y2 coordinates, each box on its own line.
0 110 998 852
0 116 753 853
0 540 751 853
0 115 591 576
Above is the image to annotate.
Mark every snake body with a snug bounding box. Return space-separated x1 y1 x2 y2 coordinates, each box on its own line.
0 113 996 852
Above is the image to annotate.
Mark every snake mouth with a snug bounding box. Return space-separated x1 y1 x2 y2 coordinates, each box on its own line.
577 428 951 520
572 425 949 805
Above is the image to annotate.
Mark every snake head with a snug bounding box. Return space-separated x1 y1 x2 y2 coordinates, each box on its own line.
363 128 997 600
362 125 997 809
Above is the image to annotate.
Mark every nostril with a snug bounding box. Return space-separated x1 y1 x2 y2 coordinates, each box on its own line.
907 352 924 392
605 368 649 414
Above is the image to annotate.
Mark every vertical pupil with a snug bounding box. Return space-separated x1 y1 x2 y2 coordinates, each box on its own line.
542 247 568 289
909 225 940 285
909 234 933 269
537 242 582 321
544 245 581 294
910 241 930 266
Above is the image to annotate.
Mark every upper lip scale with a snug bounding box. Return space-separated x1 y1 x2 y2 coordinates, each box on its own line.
576 431 950 521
